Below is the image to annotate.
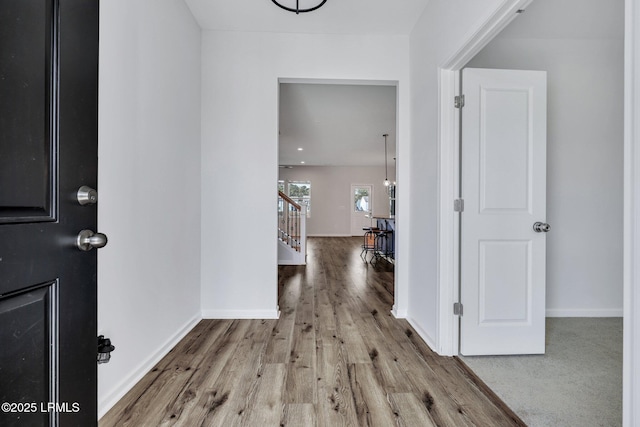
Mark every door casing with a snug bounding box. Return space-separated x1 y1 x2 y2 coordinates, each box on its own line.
435 0 534 358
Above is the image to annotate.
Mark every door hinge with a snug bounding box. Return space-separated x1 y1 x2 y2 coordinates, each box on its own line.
454 198 464 212
454 302 463 316
454 94 465 109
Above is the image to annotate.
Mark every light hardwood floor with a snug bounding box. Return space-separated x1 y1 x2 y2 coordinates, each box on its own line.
100 237 524 427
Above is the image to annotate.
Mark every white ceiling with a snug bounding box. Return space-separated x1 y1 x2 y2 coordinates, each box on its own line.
183 0 429 34
278 83 396 167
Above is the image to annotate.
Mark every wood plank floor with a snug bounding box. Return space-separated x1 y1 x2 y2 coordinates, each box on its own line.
100 237 525 427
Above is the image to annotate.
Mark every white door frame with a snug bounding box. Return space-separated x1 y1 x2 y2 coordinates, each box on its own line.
436 0 533 357
435 0 638 424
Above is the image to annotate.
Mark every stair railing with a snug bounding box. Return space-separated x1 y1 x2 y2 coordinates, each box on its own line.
278 191 306 253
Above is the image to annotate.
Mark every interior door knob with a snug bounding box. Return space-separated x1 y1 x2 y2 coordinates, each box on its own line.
77 229 108 251
533 222 550 233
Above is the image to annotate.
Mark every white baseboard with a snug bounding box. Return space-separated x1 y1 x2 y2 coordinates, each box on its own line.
97 312 202 419
405 316 438 353
201 309 280 319
391 306 408 318
546 308 624 317
278 260 306 265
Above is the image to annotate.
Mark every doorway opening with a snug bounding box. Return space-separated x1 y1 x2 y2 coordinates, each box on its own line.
277 79 398 306
442 0 624 425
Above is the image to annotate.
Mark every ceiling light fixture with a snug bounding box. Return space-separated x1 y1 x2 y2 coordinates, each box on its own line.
271 0 327 14
383 133 390 187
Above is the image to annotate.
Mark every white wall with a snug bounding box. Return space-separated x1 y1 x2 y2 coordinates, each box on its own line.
200 31 410 318
90 0 639 422
279 166 396 236
97 0 202 417
407 0 506 350
467 9 624 316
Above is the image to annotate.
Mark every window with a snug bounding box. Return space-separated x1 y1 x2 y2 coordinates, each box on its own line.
353 187 370 212
288 181 311 216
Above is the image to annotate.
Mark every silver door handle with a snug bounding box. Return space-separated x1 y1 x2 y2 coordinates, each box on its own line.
77 229 108 251
533 222 550 233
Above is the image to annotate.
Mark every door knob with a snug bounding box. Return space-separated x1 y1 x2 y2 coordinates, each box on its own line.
533 222 550 233
77 229 108 251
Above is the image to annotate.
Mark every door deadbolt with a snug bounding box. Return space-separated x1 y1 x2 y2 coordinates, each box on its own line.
77 230 108 251
533 222 551 233
77 186 98 205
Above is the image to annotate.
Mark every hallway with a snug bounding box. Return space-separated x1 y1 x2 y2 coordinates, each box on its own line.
100 237 523 426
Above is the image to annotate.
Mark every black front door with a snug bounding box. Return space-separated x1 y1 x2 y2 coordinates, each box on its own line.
0 1 99 425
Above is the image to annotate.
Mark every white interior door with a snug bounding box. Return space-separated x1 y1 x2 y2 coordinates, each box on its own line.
460 68 547 355
351 184 373 235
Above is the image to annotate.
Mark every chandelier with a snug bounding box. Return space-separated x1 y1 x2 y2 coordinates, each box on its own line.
271 0 327 14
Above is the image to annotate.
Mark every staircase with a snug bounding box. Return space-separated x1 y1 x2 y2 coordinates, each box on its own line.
278 191 307 265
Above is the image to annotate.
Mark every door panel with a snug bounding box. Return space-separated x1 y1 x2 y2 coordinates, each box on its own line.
460 68 547 356
480 89 532 213
0 283 56 426
0 1 99 425
0 0 55 222
351 184 373 236
479 240 531 322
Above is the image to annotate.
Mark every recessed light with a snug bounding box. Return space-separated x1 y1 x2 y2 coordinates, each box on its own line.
300 161 305 164
297 147 304 151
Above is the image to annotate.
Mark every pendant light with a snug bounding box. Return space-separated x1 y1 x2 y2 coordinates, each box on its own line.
271 0 327 14
383 134 390 187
